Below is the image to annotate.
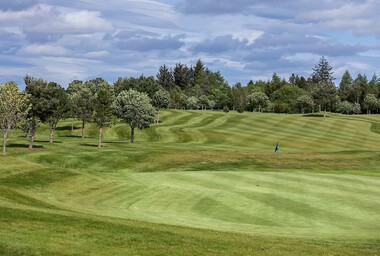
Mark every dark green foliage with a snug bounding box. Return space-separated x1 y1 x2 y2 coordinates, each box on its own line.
156 64 175 91
173 63 192 89
271 85 307 113
311 56 335 83
265 73 287 97
70 84 94 138
352 74 370 105
223 106 229 113
92 83 114 147
114 75 158 98
312 81 337 116
236 106 244 113
45 82 70 143
338 70 353 102
24 75 50 123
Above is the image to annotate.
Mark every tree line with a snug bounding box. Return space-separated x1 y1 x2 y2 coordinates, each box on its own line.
1 57 380 155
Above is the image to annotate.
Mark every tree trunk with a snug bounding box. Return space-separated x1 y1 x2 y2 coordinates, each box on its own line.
82 120 85 139
49 128 54 143
130 127 135 144
3 131 7 156
98 127 102 148
71 118 74 131
324 110 327 117
157 108 160 123
29 127 35 150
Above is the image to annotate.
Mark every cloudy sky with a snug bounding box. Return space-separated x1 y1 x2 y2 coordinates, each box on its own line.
1 0 380 87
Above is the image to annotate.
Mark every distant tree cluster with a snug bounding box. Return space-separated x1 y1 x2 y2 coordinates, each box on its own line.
1 57 380 155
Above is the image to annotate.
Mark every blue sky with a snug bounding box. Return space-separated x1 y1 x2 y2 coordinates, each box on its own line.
1 0 380 87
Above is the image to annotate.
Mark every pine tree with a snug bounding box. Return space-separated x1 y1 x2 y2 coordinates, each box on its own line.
338 70 353 102
156 64 175 91
312 56 335 83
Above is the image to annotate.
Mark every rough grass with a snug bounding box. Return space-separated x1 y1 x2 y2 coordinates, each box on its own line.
1 110 380 255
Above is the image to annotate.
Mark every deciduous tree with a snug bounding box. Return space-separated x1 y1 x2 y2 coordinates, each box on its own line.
0 82 30 155
92 85 114 147
153 88 170 123
114 90 155 144
248 92 270 113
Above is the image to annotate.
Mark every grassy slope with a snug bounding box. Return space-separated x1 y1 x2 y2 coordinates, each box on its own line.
1 110 380 255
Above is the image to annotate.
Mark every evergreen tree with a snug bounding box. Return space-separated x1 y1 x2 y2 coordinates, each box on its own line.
338 70 353 102
352 74 369 105
311 56 335 83
156 64 175 91
312 81 337 117
173 63 192 89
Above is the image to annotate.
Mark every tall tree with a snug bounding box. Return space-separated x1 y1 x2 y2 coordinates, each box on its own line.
67 80 83 131
311 56 335 83
0 82 30 155
24 75 51 149
46 82 70 143
153 88 170 123
70 85 94 138
338 70 353 102
369 74 380 98
173 63 191 89
156 64 175 91
92 86 114 147
264 73 286 97
352 74 369 105
114 90 155 144
312 81 337 117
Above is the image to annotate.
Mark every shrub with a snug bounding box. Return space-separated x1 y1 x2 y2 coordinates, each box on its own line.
223 106 229 113
236 106 244 113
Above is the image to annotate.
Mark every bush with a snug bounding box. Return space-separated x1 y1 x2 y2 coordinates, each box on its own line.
236 106 244 113
223 106 229 113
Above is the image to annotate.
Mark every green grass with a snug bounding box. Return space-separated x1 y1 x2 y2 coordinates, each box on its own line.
1 110 380 255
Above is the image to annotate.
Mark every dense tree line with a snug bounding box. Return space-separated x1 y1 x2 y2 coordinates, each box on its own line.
1 57 380 155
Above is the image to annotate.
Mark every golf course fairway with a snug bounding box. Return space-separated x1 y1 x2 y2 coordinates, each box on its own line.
1 110 379 255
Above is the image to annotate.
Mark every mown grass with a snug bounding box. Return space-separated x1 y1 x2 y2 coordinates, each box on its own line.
1 110 380 255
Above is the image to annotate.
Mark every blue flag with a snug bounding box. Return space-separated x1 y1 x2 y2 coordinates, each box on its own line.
274 142 279 153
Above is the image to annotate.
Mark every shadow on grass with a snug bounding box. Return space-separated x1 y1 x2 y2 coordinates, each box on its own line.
302 114 325 118
7 143 44 149
80 143 103 148
59 135 82 138
103 141 130 145
35 140 62 144
55 126 80 131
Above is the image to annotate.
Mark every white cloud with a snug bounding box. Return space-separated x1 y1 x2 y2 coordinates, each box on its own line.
17 44 69 56
83 50 109 58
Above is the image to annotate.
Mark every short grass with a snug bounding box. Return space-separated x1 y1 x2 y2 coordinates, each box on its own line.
1 110 380 255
